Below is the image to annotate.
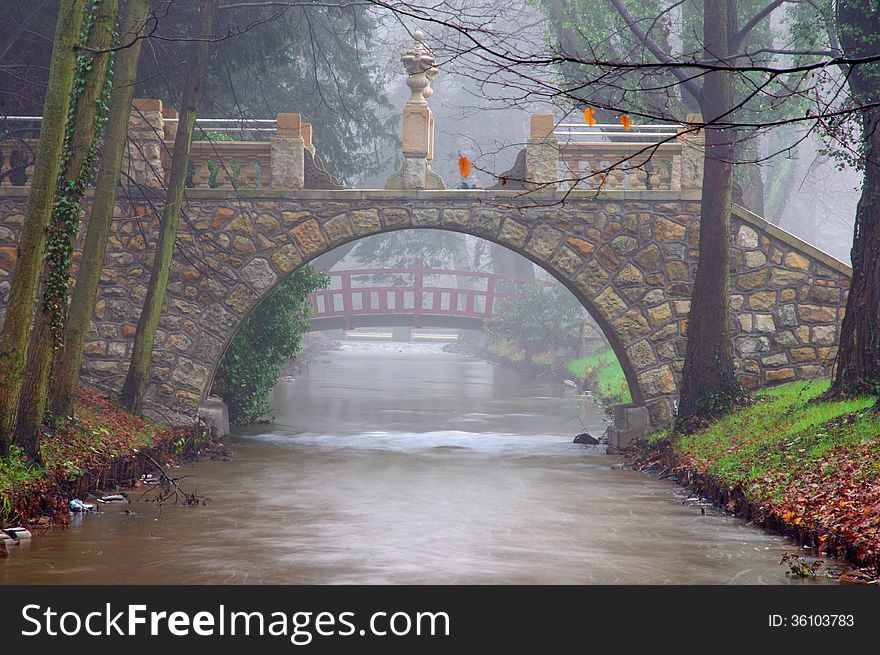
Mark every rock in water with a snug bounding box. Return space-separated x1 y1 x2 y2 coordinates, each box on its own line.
573 432 600 445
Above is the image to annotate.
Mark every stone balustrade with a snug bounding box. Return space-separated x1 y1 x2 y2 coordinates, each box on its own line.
525 113 704 192
0 139 37 187
0 100 326 191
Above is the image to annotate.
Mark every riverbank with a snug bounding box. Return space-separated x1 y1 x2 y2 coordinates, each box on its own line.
565 349 631 406
444 339 631 407
0 389 216 533
631 380 880 579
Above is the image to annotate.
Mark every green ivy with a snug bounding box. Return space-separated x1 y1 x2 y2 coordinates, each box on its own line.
43 1 113 345
212 266 329 424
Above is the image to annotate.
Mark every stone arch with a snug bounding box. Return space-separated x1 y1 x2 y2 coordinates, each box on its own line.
204 222 648 409
125 190 692 428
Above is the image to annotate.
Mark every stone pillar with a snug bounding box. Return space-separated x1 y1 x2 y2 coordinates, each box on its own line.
162 107 178 142
127 98 165 188
386 31 445 190
605 403 651 452
677 112 705 191
271 112 305 189
198 395 230 438
301 122 316 157
525 114 559 190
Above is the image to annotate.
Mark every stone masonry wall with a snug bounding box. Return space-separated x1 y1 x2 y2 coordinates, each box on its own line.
0 188 850 429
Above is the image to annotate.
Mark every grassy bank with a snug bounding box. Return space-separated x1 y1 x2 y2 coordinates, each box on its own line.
1 390 200 528
482 342 632 407
566 348 631 405
639 381 880 572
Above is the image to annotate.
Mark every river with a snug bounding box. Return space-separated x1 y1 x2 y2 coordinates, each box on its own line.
0 342 833 584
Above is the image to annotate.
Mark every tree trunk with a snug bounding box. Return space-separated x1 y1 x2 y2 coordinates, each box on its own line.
827 0 880 398
13 0 120 463
675 0 744 429
50 0 153 421
120 0 219 414
828 110 880 396
0 0 88 457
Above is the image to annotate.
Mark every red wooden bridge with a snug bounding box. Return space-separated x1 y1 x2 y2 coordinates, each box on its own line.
307 259 525 331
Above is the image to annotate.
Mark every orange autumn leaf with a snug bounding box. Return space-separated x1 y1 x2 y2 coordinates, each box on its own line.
499 176 508 186
583 107 597 126
620 114 632 131
598 173 606 186
458 155 472 179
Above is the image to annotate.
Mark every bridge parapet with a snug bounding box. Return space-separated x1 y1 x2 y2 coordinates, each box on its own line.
525 113 705 193
0 100 339 191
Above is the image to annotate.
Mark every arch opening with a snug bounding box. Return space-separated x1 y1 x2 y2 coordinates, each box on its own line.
208 226 644 425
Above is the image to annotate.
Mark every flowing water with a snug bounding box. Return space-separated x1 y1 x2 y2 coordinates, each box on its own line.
1 342 834 584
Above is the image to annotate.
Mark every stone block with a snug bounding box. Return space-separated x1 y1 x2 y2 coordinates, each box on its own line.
199 396 230 438
736 225 758 248
323 214 354 243
351 209 381 234
291 219 328 256
594 287 627 318
525 225 563 260
615 263 644 286
271 244 302 274
612 308 652 343
567 237 596 257
765 367 796 383
627 340 658 369
797 304 837 323
654 217 686 241
784 252 810 270
637 365 676 395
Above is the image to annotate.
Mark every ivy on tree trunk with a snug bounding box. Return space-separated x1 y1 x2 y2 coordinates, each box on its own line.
14 0 120 464
0 0 89 457
50 0 153 421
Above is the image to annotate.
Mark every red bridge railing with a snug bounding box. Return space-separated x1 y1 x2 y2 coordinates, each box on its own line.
308 258 527 330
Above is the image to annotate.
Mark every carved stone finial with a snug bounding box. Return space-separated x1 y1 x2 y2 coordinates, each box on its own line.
400 30 439 105
386 29 445 190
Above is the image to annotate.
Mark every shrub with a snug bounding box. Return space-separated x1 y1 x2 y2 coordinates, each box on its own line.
486 281 584 360
212 266 329 424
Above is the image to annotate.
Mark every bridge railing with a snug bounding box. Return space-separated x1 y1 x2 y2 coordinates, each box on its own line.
308 259 531 329
0 101 339 190
526 113 705 192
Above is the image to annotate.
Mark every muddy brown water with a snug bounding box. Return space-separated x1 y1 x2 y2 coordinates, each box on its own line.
0 342 837 584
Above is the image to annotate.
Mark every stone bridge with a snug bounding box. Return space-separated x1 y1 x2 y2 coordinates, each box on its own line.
0 32 852 434
0 186 851 430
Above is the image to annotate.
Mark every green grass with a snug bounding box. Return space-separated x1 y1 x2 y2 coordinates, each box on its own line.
0 447 43 492
567 348 632 405
668 380 880 494
1 391 164 497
